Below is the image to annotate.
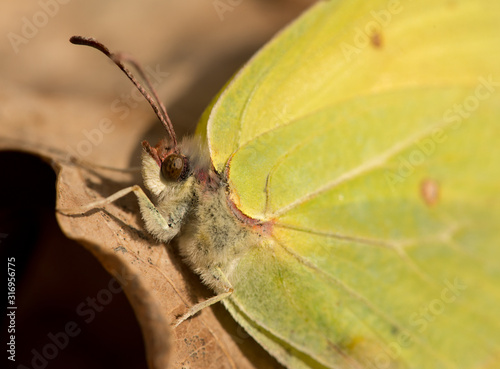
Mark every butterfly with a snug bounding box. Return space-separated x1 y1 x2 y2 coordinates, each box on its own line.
68 0 500 368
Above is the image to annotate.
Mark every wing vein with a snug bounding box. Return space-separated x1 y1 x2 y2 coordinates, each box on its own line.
272 236 458 367
271 118 454 218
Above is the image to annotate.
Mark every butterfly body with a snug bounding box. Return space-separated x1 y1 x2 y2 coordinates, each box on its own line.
141 136 264 293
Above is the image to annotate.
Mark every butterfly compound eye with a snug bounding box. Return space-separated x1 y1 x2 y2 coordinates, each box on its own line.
161 154 188 181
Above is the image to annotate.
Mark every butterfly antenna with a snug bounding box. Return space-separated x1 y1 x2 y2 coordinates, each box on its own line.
70 35 178 150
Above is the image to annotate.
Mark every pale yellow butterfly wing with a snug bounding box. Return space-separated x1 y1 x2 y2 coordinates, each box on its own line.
198 1 500 367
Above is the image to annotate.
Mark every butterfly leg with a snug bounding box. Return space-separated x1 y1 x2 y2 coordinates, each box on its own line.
58 185 183 242
173 267 233 327
58 185 143 215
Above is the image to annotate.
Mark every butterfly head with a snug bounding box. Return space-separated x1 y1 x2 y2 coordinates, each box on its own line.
141 135 216 201
142 139 190 182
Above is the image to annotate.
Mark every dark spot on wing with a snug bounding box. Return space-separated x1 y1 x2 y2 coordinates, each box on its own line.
421 178 440 206
370 30 383 48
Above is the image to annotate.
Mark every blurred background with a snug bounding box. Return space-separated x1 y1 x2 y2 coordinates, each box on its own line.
0 1 315 368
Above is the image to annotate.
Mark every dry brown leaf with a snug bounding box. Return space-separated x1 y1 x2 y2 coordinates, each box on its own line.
1 1 315 368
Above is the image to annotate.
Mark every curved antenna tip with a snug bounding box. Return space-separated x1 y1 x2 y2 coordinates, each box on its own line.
69 35 178 150
70 35 111 57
